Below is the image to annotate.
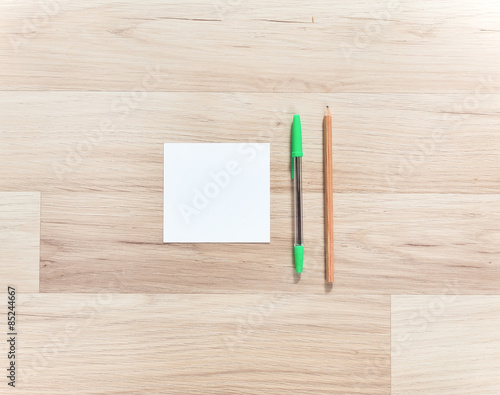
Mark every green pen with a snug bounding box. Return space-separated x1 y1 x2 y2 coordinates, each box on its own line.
291 114 304 273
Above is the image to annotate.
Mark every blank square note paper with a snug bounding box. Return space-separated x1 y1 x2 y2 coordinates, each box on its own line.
164 143 270 243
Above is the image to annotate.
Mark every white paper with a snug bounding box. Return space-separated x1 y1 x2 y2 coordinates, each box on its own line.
164 143 270 243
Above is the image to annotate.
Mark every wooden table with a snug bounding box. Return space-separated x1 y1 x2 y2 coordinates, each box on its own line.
1 1 500 393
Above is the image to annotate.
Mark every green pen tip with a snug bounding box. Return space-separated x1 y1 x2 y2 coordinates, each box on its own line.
294 245 304 273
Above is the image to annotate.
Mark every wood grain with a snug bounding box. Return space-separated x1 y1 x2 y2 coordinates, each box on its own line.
2 0 500 391
2 1 500 92
0 192 40 293
0 294 389 394
40 192 500 294
1 92 500 194
392 296 500 394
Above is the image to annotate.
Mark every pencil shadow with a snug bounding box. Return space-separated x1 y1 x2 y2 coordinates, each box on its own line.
324 282 333 293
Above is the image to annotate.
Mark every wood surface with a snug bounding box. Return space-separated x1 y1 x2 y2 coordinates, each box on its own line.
0 294 389 394
1 93 499 293
1 92 500 194
0 192 40 293
37 192 500 294
2 1 500 92
392 296 500 395
1 0 500 393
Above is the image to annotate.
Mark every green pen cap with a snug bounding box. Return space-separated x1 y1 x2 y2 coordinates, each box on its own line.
294 245 304 273
291 114 303 178
291 115 303 157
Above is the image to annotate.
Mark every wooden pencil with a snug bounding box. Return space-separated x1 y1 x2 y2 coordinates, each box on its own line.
324 106 334 282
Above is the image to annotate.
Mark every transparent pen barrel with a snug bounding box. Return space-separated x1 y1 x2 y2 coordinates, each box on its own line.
293 157 303 246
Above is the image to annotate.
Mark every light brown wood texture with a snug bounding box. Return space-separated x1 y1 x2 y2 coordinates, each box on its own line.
0 294 389 394
38 192 500 294
2 1 500 92
2 93 499 293
1 92 500 194
0 192 40 293
392 296 500 394
2 0 500 392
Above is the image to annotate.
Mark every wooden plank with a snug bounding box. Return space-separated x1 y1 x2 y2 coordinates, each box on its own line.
0 192 40 293
1 92 500 194
392 296 500 394
2 1 500 92
2 294 389 394
41 192 500 294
